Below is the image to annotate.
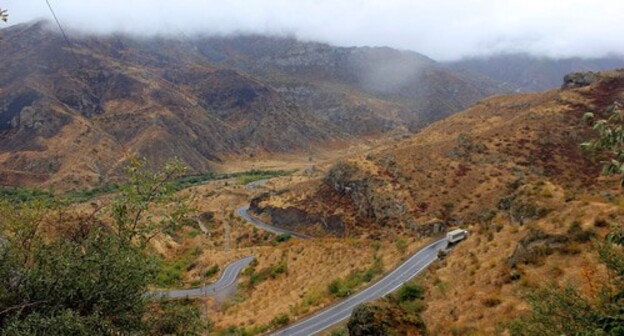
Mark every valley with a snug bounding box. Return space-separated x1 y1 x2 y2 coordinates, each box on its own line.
133 69 624 335
1 13 624 336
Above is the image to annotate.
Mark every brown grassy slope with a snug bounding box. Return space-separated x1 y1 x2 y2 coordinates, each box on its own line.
419 189 619 335
252 70 624 333
253 70 624 238
136 175 428 331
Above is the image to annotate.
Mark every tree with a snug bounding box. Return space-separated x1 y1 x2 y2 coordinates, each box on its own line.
582 102 624 185
111 157 195 246
0 203 156 334
0 159 206 335
507 229 624 335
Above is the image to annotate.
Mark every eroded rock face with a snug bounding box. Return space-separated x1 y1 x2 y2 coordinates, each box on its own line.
413 218 447 237
249 193 345 235
324 162 407 224
507 229 569 266
562 71 598 89
0 90 42 131
497 194 550 225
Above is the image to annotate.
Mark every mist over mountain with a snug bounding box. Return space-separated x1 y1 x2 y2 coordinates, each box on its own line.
0 21 501 188
5 0 624 61
447 53 624 92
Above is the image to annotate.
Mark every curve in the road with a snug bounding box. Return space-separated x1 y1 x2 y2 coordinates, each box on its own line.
245 178 270 189
236 204 448 336
236 205 311 239
270 239 448 336
150 255 254 299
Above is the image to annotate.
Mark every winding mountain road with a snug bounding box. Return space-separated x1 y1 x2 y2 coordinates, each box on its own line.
270 239 448 336
235 205 448 336
236 205 311 239
150 256 254 299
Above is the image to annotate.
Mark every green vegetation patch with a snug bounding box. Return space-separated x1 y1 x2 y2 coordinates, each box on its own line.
154 247 201 288
239 258 289 292
328 255 384 298
0 169 293 206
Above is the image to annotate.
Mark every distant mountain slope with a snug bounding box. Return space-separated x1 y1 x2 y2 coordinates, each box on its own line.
0 21 503 189
252 70 624 237
446 53 624 92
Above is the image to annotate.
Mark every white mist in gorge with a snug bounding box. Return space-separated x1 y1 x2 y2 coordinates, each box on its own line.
4 0 624 60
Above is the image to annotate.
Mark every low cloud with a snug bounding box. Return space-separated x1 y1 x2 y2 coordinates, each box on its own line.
4 0 624 61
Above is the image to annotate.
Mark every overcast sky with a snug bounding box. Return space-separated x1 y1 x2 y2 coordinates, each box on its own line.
3 0 624 61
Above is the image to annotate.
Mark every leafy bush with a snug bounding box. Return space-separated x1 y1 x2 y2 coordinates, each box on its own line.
147 299 211 335
328 256 383 298
245 260 288 289
582 103 624 185
396 282 424 302
507 230 624 335
0 226 156 334
0 186 55 204
0 159 205 335
205 264 220 279
275 233 292 243
396 238 408 254
268 313 290 329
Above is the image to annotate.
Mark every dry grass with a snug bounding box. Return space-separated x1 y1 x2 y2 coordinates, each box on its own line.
420 193 622 335
207 236 425 330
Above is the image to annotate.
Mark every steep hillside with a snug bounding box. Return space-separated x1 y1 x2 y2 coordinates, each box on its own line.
251 70 624 333
0 21 502 189
447 53 624 92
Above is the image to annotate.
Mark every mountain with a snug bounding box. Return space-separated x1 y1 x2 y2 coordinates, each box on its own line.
0 21 503 189
446 53 624 92
251 69 624 333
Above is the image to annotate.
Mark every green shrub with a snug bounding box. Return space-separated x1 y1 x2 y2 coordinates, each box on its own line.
269 314 290 328
400 299 427 314
396 282 424 302
396 238 408 254
330 328 348 336
205 264 220 279
275 233 292 243
245 260 288 289
328 256 383 298
148 299 211 335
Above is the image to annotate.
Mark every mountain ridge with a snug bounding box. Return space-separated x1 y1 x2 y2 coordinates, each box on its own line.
0 20 503 189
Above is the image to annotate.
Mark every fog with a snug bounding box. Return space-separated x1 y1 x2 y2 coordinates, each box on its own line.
3 0 624 61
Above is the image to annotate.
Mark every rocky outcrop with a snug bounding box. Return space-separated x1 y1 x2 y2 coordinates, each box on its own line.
249 193 344 235
413 218 447 237
508 230 564 266
497 194 550 225
324 162 407 224
562 71 599 89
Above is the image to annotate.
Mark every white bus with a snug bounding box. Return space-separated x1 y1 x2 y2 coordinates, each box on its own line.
446 229 468 243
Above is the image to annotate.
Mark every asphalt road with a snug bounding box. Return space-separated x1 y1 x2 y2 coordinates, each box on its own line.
245 178 270 189
235 205 448 335
269 238 448 335
236 205 311 239
150 256 254 299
